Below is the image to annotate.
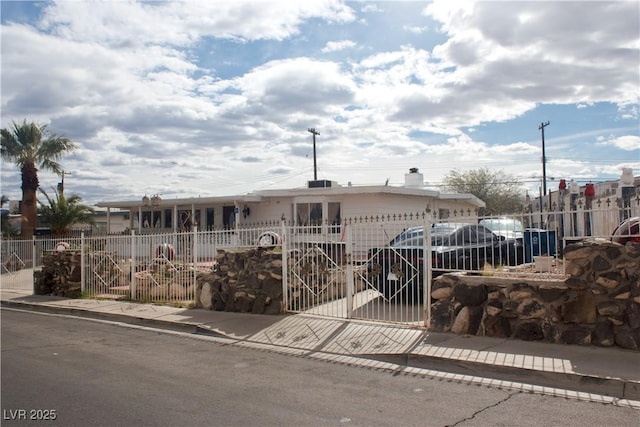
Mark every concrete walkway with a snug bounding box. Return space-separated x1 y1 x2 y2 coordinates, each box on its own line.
1 288 638 407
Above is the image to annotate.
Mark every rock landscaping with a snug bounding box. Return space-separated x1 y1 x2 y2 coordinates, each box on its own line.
34 250 82 298
430 239 640 350
195 248 284 314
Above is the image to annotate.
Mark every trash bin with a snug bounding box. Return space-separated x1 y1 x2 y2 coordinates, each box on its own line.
524 229 557 263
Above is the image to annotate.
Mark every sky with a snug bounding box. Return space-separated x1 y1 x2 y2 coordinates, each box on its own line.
1 0 639 207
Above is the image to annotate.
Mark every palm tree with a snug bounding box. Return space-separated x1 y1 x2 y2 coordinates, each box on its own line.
38 187 94 237
1 120 76 238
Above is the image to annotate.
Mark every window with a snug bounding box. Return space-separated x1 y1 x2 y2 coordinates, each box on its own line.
206 208 214 230
142 212 151 228
179 210 192 231
328 202 341 233
296 203 322 226
193 209 201 229
164 209 172 228
152 211 161 228
295 202 342 234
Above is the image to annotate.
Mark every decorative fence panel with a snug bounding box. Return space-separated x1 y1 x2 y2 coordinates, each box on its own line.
284 215 429 325
83 231 197 304
1 238 35 291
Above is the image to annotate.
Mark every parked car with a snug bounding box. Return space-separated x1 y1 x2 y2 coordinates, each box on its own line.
478 217 525 265
611 217 640 245
367 223 509 301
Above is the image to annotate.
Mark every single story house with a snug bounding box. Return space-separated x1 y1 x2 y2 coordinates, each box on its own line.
95 168 485 237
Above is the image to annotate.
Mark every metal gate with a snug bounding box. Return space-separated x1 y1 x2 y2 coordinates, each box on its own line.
283 216 430 326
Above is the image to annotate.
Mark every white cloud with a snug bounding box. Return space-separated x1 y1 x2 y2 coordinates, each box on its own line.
403 25 427 35
321 40 356 53
39 0 357 45
1 0 638 205
424 0 640 110
597 135 640 151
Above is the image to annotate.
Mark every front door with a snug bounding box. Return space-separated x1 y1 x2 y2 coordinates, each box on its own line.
223 206 236 229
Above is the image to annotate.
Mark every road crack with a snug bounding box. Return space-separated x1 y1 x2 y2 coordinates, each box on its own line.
445 391 518 426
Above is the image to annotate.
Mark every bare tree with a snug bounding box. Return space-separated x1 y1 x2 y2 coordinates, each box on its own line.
442 168 525 215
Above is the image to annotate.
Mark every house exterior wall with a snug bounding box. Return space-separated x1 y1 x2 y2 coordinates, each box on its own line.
238 199 289 225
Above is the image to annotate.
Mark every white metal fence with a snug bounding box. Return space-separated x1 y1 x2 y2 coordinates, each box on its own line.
1 238 36 291
2 203 638 325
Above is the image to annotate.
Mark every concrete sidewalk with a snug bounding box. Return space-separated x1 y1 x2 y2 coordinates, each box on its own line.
1 288 639 406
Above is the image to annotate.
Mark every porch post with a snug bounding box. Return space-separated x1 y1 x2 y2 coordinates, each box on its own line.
173 205 178 233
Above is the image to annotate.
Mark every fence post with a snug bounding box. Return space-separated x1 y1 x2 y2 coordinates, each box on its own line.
31 235 36 271
423 213 432 329
193 226 198 305
344 224 354 320
81 232 85 294
130 230 136 300
280 220 288 312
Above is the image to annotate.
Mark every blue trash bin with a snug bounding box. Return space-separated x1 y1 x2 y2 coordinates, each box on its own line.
524 229 557 263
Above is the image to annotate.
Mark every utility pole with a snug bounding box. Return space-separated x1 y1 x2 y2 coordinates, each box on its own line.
307 128 320 181
57 171 71 196
539 121 550 199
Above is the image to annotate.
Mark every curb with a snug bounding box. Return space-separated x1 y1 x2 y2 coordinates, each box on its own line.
358 352 639 401
1 300 227 339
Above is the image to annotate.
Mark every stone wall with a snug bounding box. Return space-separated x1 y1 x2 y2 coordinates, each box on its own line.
430 239 640 350
195 248 284 314
195 247 369 315
34 250 82 298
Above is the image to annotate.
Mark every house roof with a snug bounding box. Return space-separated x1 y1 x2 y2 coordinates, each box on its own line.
95 194 263 209
95 184 485 209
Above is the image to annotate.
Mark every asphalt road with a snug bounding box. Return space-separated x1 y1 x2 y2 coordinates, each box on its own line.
1 308 638 427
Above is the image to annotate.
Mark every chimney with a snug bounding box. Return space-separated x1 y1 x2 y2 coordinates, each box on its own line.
404 168 424 188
